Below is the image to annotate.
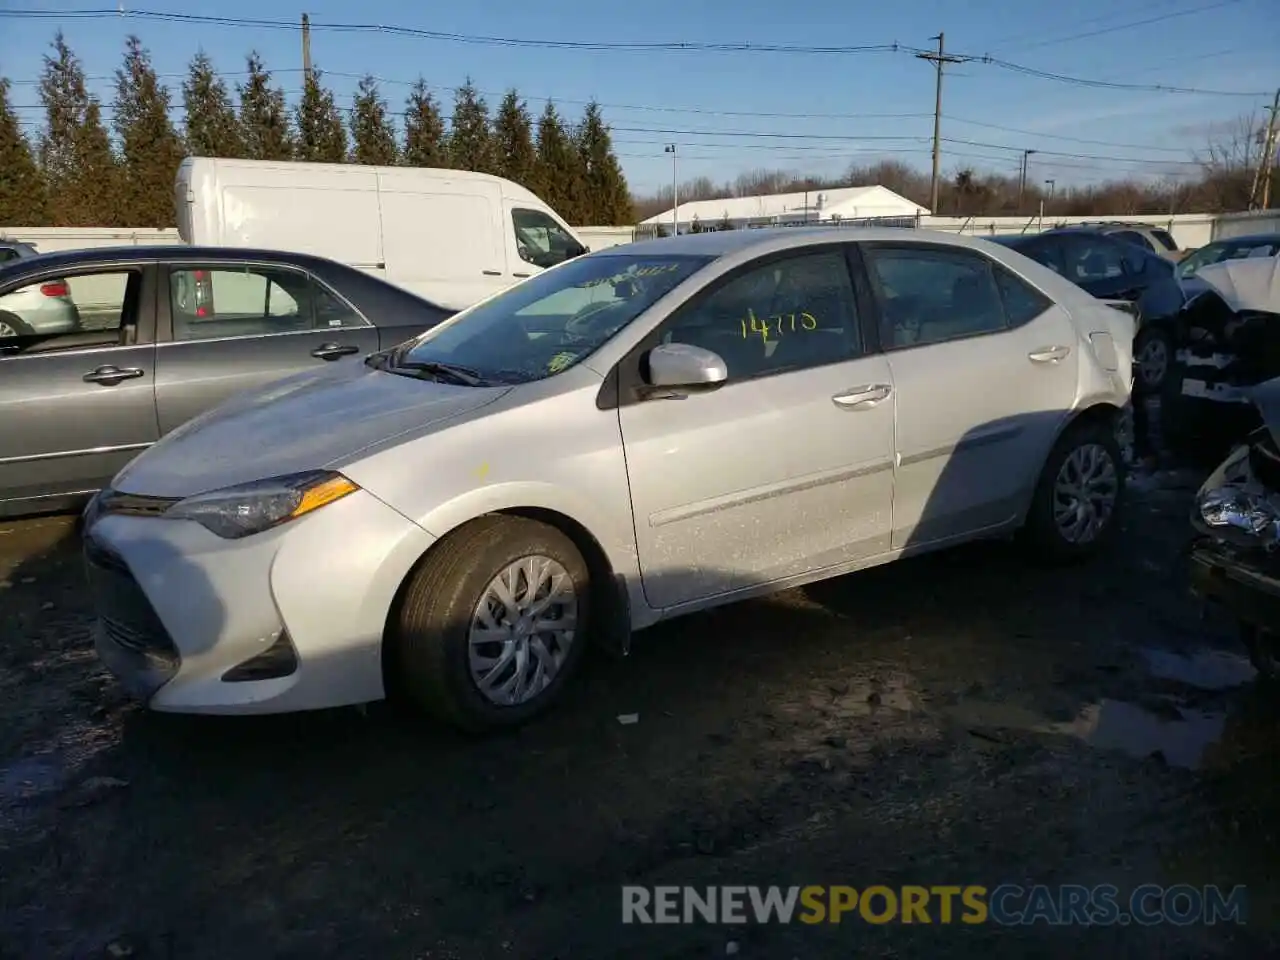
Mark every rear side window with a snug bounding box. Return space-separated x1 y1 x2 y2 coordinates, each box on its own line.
993 265 1053 327
866 246 1008 348
0 248 21 264
1113 230 1154 252
1151 229 1178 251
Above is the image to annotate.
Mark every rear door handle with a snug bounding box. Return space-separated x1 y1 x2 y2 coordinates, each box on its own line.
482 270 503 276
1029 345 1071 363
832 383 892 409
512 272 532 278
311 342 360 361
83 365 144 386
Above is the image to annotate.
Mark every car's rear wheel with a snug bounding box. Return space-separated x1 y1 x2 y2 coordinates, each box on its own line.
389 515 591 732
0 311 33 338
1020 418 1125 564
1241 624 1280 684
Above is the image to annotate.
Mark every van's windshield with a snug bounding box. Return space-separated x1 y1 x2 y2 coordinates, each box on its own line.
386 253 713 384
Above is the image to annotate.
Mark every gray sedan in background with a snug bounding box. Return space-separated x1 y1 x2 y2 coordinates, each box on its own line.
0 245 454 518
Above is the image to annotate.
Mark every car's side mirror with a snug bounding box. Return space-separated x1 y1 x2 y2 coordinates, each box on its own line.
645 342 727 390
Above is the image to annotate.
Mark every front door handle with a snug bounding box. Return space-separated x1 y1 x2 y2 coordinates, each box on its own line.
482 270 502 276
83 365 144 386
1029 345 1071 363
311 343 360 361
832 383 892 409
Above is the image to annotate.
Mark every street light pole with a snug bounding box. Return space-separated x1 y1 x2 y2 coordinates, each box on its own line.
664 143 678 235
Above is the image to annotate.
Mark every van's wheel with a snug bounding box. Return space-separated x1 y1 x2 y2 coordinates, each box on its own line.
0 312 33 338
389 515 591 732
1133 324 1173 395
1020 418 1125 564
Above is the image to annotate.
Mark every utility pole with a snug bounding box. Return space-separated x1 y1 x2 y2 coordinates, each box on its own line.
916 33 965 215
667 144 678 234
301 13 313 85
1257 88 1280 210
1018 149 1037 211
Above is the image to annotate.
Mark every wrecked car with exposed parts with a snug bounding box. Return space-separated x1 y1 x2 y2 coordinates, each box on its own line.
1189 375 1280 679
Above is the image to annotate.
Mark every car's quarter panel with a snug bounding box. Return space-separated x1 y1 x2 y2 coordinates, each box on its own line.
85 487 434 713
336 370 648 618
152 261 381 434
861 242 1082 549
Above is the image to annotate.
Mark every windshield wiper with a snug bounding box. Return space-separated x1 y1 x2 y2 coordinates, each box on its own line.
395 359 489 386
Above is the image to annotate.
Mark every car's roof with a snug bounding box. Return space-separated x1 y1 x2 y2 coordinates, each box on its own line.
601 226 1007 260
0 244 350 273
1208 232 1280 246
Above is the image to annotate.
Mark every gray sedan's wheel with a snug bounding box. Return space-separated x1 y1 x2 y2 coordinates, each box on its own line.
0 312 33 338
1020 418 1125 564
390 515 591 732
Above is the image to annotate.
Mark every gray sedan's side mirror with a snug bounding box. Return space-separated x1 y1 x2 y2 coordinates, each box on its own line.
646 342 727 389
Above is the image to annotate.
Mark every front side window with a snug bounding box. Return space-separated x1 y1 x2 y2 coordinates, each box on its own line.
0 269 138 353
399 253 710 383
168 265 363 341
866 247 1007 348
1113 230 1154 252
512 208 581 269
660 250 862 383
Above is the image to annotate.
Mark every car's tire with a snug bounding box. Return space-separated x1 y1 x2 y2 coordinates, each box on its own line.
389 515 592 732
1133 323 1173 395
0 311 33 338
1019 417 1126 565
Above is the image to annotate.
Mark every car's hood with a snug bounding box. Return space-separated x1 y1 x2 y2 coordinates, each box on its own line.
112 362 511 498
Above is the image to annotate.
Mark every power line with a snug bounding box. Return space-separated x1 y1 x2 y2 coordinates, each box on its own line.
0 6 1270 97
998 0 1247 52
982 0 1181 49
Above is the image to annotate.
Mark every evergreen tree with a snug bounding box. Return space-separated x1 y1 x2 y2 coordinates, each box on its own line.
0 78 49 225
294 70 347 163
349 75 398 165
182 51 245 157
39 32 122 226
114 36 187 227
401 77 447 168
448 79 495 173
493 89 536 188
237 52 292 160
533 102 584 223
718 212 733 231
576 101 632 225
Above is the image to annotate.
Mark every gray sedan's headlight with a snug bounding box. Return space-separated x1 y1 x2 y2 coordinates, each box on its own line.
164 470 359 539
1193 444 1280 543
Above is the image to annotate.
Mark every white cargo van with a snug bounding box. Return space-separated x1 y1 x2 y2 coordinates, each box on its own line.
175 157 589 310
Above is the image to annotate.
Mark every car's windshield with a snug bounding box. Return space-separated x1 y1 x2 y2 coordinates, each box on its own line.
1178 238 1280 279
397 252 712 383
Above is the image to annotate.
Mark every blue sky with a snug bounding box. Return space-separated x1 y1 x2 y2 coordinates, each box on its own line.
1 0 1276 196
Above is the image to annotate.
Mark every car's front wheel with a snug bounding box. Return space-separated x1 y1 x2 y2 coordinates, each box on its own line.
389 515 591 732
1020 418 1125 564
1133 324 1173 394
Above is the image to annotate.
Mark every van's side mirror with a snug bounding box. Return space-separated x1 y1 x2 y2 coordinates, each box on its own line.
567 242 588 259
645 343 727 390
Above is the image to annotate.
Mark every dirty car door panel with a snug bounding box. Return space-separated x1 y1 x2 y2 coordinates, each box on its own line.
616 246 895 610
0 266 160 512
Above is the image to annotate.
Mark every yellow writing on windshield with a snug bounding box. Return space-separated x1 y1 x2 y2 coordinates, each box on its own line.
576 262 683 288
547 351 578 373
740 308 818 342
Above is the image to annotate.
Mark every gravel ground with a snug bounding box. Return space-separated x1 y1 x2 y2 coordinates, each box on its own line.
1 448 1278 958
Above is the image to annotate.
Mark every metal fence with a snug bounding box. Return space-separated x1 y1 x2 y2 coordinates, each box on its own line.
633 215 920 242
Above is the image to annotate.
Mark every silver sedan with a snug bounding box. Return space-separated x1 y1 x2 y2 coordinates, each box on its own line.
82 227 1135 730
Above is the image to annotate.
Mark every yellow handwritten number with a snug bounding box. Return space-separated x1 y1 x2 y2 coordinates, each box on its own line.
547 351 577 373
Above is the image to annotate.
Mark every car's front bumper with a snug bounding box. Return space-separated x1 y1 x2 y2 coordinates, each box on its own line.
84 487 435 714
1188 540 1280 631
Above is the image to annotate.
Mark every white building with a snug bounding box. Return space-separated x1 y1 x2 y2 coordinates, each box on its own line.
639 184 929 232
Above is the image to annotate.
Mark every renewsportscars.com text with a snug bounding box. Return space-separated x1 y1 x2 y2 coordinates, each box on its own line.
621 884 1248 926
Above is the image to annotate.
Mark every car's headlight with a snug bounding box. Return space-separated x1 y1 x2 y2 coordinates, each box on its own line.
1193 444 1280 544
164 470 359 539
